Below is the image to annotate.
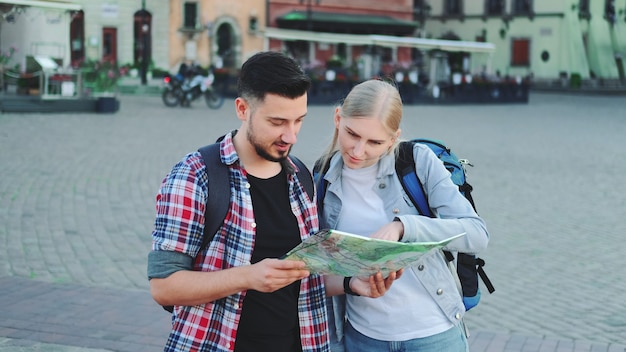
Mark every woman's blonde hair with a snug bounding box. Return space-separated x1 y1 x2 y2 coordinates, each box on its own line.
318 79 403 169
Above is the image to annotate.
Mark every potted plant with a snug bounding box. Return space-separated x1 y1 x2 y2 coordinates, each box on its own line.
80 59 128 113
0 46 17 92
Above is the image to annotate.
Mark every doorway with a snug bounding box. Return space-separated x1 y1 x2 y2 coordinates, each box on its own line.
133 10 152 68
616 57 625 83
69 10 85 67
102 27 117 63
216 23 235 68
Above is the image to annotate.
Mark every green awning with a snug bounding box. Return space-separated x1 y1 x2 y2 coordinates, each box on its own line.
276 11 417 36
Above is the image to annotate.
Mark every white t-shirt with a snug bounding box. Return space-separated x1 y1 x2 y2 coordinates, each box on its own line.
336 163 453 340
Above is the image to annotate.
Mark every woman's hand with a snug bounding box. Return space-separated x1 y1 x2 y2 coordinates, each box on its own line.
370 220 404 242
351 269 404 298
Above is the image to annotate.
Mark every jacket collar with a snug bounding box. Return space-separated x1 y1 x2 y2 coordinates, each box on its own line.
324 149 397 185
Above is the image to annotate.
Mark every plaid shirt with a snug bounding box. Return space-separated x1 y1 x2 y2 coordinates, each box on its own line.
152 132 329 352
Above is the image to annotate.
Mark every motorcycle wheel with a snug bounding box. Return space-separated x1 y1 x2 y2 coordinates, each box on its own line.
205 90 224 109
162 89 180 107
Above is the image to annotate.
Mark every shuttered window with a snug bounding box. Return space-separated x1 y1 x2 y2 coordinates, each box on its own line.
511 38 530 66
183 2 198 29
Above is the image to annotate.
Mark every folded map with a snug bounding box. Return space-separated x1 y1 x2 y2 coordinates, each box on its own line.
282 229 465 277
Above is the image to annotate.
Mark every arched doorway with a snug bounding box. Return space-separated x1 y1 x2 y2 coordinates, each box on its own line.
69 10 85 67
133 9 152 68
216 23 235 69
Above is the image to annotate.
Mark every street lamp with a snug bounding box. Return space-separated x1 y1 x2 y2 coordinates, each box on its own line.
414 0 431 34
300 0 320 31
140 0 149 85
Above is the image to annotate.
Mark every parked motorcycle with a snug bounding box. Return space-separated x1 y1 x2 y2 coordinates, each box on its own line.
162 72 224 109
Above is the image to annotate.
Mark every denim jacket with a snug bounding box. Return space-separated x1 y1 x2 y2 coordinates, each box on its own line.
320 143 490 344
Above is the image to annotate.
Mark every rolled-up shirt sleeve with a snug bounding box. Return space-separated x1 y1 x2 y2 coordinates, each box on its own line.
147 152 207 280
147 250 194 279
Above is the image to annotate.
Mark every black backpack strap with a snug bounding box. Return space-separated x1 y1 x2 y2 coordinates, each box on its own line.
197 143 230 253
290 156 314 201
476 257 495 293
395 141 433 218
312 156 333 213
162 143 228 314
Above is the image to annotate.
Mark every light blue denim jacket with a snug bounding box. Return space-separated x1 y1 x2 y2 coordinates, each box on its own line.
320 143 490 346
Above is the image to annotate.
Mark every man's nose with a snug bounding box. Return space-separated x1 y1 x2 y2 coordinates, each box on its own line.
282 125 298 144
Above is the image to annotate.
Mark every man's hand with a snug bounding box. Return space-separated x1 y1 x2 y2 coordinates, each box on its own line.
247 258 310 293
151 258 310 307
350 269 404 298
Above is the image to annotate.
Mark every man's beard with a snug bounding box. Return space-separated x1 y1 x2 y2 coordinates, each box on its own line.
254 144 290 162
247 127 291 162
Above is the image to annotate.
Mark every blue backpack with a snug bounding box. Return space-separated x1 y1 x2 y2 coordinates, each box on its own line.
314 138 494 311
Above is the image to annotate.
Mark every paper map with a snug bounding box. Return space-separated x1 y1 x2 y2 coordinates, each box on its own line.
282 229 465 277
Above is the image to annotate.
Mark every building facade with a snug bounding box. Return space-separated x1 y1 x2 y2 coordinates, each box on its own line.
167 0 266 72
267 0 418 71
0 1 80 70
71 0 169 72
0 0 169 76
423 0 626 84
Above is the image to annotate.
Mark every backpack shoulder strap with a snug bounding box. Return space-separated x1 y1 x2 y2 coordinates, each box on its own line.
161 143 228 314
312 155 333 213
290 156 314 201
395 141 434 218
197 142 230 253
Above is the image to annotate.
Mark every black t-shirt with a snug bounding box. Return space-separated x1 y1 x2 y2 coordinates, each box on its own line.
234 168 303 352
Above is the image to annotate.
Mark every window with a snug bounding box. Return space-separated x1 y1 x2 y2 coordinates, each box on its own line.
414 0 432 22
513 0 532 15
578 0 590 19
511 38 530 67
249 16 258 32
579 0 589 13
183 2 198 29
486 0 505 16
445 0 462 15
605 0 616 24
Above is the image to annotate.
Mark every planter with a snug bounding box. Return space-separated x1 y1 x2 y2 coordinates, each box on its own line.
96 96 120 113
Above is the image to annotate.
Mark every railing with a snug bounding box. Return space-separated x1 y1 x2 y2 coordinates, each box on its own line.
1 69 84 99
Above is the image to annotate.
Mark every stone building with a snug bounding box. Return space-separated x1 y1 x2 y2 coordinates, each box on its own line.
167 0 265 72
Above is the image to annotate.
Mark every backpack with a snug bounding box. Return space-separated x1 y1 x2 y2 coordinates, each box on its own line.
162 141 314 313
313 138 494 311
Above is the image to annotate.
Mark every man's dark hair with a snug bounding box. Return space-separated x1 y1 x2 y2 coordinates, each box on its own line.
237 51 311 102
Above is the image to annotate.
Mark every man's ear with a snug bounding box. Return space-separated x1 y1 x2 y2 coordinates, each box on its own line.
235 97 249 121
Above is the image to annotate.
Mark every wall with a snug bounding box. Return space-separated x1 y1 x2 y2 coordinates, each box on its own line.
168 0 266 71
0 6 71 70
77 0 169 71
425 0 626 81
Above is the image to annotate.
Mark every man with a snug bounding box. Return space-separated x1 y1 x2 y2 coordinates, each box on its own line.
148 51 325 352
148 51 396 352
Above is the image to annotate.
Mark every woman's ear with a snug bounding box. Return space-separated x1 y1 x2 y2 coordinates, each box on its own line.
333 107 341 129
395 128 402 140
388 129 401 153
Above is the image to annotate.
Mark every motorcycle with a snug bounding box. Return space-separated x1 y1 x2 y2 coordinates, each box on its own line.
162 72 224 109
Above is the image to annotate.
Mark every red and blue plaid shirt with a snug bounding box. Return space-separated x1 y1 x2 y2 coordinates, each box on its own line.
151 132 329 352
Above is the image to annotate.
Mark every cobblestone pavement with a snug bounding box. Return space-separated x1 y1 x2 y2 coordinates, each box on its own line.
0 92 625 351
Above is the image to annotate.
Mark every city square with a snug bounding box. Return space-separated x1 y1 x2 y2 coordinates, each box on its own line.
0 91 625 351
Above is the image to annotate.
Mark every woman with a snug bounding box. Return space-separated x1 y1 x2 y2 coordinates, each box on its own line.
317 79 490 352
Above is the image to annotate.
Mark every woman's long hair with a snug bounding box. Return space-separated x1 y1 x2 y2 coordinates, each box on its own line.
318 79 403 170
